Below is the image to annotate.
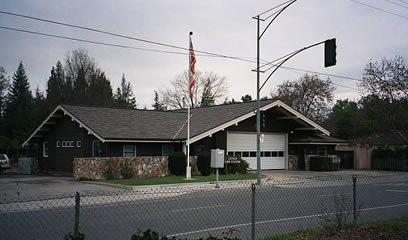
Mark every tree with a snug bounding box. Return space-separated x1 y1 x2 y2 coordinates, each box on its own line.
0 67 9 120
327 100 359 139
152 90 165 110
46 61 65 109
359 56 408 102
63 49 114 106
271 74 335 123
4 62 35 142
113 74 136 109
160 71 228 109
241 94 252 103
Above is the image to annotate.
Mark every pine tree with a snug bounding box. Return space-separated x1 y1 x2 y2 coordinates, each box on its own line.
33 86 48 125
152 90 165 110
114 74 136 109
4 62 34 142
46 61 65 109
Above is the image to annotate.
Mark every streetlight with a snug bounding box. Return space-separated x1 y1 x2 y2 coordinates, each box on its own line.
253 0 337 185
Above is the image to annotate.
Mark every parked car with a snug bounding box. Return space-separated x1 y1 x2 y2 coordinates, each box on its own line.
0 154 10 173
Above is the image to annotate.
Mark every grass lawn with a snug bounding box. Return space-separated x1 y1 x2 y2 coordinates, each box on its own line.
262 218 408 240
105 174 257 186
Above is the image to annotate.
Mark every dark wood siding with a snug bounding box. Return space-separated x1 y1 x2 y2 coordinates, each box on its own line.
103 142 182 157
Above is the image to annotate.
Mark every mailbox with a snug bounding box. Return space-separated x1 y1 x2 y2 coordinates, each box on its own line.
211 149 224 168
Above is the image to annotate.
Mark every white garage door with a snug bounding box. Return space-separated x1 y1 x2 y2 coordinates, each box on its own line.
227 132 286 170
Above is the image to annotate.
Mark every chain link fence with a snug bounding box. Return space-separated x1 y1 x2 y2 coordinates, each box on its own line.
1 172 408 240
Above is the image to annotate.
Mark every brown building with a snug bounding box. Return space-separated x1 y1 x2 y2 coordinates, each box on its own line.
23 99 345 173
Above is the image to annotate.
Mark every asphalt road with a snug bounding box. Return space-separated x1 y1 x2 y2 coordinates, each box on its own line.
1 176 408 240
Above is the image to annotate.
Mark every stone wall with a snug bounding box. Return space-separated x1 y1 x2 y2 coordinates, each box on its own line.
288 155 298 170
73 156 198 180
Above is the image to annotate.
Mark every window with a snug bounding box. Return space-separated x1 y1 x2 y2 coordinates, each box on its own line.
318 147 327 156
70 141 75 148
123 145 136 157
77 141 81 148
272 151 278 157
43 141 49 158
260 152 264 157
92 140 101 158
264 151 271 157
56 141 60 148
278 151 284 157
250 152 257 157
227 152 234 156
242 152 249 157
234 152 241 158
162 145 174 156
62 141 67 147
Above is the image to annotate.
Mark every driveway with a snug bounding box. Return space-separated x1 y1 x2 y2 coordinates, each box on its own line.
0 175 122 200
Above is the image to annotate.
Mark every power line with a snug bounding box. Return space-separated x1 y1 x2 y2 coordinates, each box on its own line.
350 0 408 21
256 0 294 16
0 10 255 63
383 0 408 9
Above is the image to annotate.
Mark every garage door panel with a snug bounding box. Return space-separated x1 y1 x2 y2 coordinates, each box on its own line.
227 132 286 170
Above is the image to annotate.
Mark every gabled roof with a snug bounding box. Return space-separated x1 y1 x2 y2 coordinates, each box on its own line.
23 99 330 146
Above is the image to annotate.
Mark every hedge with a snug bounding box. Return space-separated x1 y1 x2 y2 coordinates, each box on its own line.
310 156 339 171
371 146 408 171
197 152 212 176
168 152 186 176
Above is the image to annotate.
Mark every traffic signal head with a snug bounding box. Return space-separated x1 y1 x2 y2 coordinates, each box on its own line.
324 38 337 67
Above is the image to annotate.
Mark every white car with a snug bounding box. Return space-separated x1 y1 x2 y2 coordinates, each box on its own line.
0 154 10 170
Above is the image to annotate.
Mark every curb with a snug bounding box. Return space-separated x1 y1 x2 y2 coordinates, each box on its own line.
79 180 133 190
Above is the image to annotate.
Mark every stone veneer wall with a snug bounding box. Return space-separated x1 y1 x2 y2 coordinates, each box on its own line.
74 156 198 180
288 155 298 170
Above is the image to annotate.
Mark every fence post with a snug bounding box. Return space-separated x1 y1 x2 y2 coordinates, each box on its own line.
74 191 81 236
251 183 256 240
352 176 357 230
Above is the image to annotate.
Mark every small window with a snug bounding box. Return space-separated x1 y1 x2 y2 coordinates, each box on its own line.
92 140 101 158
162 145 174 156
56 141 60 148
77 141 81 148
250 152 256 157
265 151 271 157
260 152 264 157
123 145 136 157
234 152 241 158
318 147 327 156
62 141 66 147
69 141 74 148
278 151 284 157
227 151 234 156
242 152 249 157
43 141 49 158
272 151 278 157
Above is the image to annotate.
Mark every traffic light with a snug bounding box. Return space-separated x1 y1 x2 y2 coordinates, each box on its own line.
324 38 336 67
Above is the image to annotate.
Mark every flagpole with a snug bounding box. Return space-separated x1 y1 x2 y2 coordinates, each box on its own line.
186 32 193 180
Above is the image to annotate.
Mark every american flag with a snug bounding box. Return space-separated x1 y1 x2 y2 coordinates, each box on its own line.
189 36 196 98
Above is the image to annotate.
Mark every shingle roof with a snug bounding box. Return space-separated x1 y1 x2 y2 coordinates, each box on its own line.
61 100 277 141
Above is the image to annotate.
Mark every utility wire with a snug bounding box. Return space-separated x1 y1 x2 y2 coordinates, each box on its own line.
383 0 408 9
350 0 408 21
0 10 255 63
256 0 293 16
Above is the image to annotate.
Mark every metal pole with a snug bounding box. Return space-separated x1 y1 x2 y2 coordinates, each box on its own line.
251 183 256 240
256 15 262 186
353 176 357 230
186 32 192 180
215 168 220 188
74 191 80 236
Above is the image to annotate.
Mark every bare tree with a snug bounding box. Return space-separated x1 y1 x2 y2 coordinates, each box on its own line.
159 71 228 109
359 56 408 102
271 74 335 123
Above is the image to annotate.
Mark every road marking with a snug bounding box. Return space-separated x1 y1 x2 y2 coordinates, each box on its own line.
319 193 352 198
385 190 408 193
170 204 225 213
168 202 408 237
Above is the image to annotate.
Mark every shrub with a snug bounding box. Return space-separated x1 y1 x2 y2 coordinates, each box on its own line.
64 232 85 240
168 152 186 176
310 156 338 171
103 160 119 180
120 159 134 179
225 158 250 174
197 152 212 176
78 176 90 181
371 146 408 171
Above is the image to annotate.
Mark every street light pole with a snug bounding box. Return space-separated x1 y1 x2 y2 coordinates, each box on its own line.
255 15 261 185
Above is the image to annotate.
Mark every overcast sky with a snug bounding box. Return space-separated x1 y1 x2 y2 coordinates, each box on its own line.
0 0 407 108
